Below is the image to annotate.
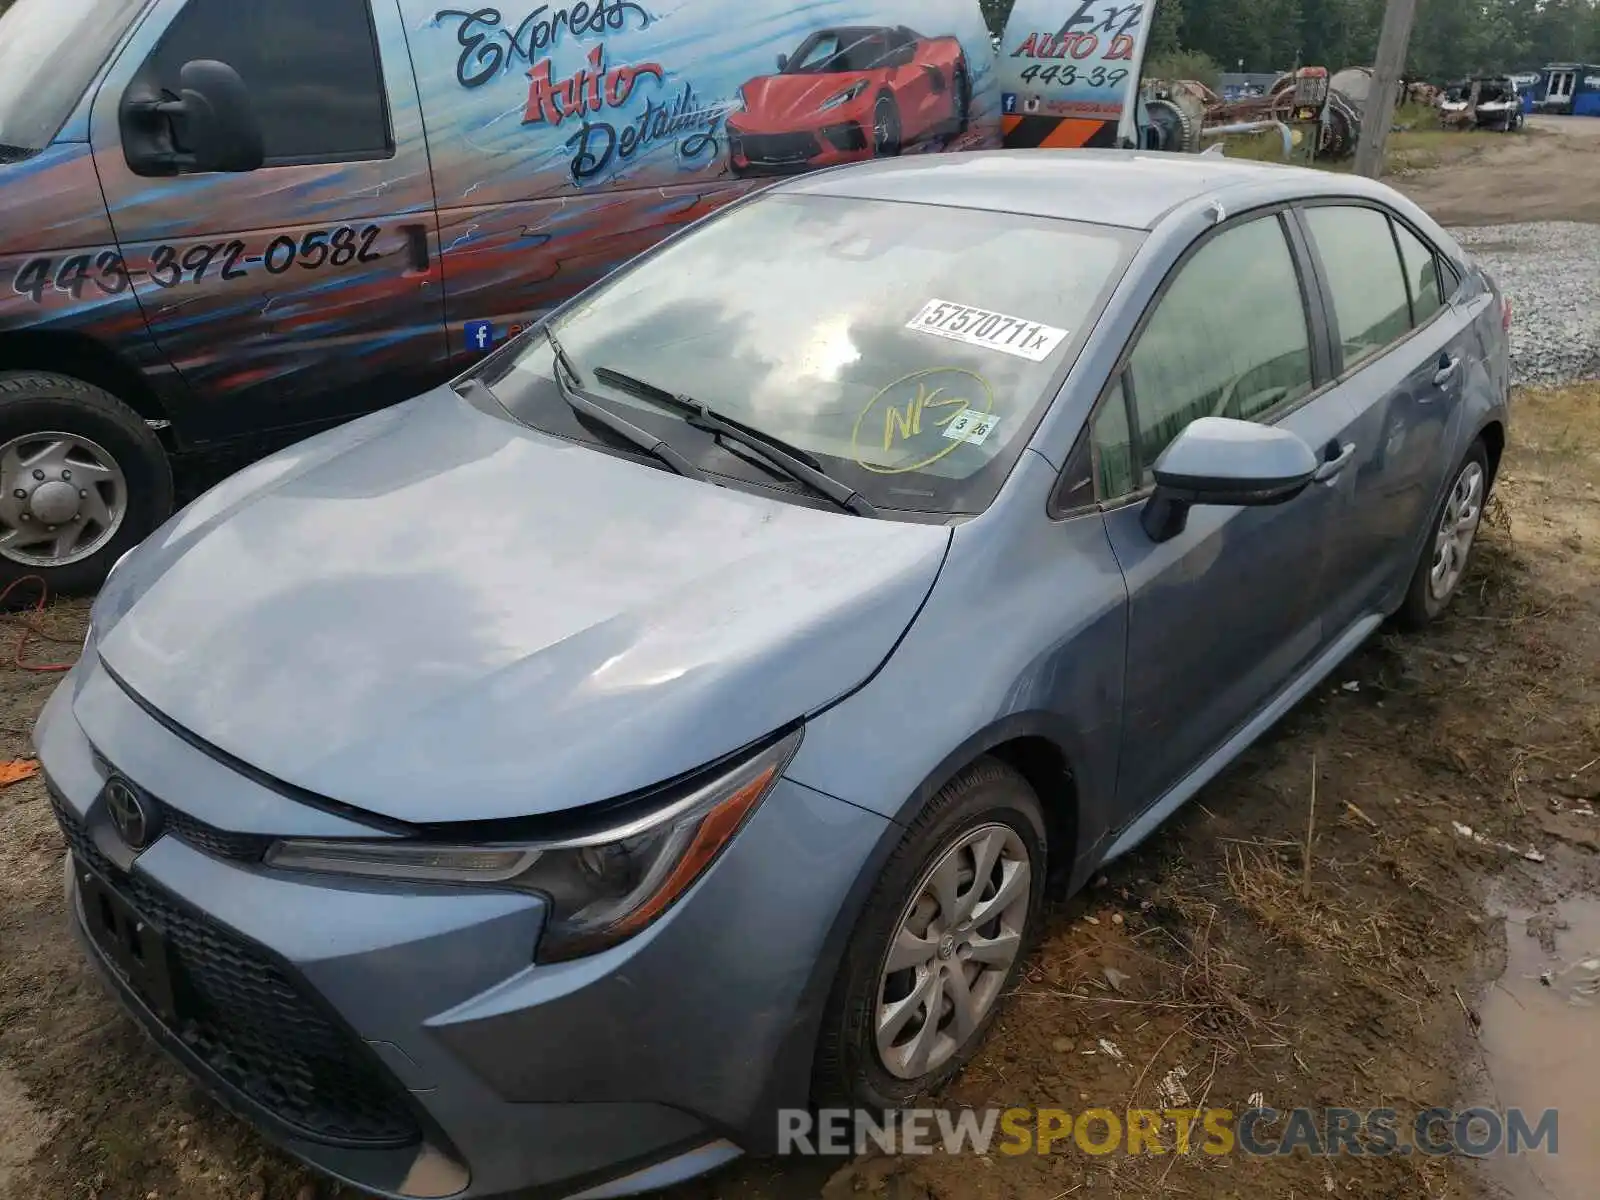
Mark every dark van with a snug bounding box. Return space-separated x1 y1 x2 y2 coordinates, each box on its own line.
0 0 1000 591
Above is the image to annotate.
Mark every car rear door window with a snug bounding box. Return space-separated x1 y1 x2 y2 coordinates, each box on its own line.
1392 222 1445 327
1110 214 1314 490
1303 206 1412 370
136 0 391 165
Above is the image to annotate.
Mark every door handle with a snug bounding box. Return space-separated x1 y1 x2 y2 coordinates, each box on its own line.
1313 441 1356 484
1432 353 1460 386
401 223 431 272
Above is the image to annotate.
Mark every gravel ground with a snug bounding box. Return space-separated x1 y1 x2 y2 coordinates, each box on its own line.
1453 221 1600 386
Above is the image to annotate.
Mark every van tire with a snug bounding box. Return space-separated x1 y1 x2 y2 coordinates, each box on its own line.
812 759 1046 1111
0 372 173 597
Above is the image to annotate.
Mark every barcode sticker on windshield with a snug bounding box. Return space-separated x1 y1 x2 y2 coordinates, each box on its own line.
905 300 1068 361
941 408 1000 446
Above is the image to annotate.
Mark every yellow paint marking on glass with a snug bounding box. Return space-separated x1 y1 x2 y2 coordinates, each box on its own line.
851 367 996 476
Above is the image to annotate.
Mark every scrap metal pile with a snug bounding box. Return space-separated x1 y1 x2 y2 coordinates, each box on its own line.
1142 68 1365 159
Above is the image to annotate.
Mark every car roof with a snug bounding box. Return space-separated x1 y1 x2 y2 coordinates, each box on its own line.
775 149 1383 231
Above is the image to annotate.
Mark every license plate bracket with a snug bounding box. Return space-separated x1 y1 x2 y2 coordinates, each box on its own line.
77 859 180 1023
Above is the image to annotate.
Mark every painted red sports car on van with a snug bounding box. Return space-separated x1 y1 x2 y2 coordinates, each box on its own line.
726 25 972 176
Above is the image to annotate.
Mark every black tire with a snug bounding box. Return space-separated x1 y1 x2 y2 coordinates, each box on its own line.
1143 97 1193 153
871 93 902 157
812 758 1047 1110
0 371 173 596
1396 439 1489 630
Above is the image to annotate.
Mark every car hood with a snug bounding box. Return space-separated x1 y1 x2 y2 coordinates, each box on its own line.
92 388 951 824
739 74 875 118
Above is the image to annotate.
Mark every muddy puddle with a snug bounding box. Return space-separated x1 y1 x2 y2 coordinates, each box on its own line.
1475 895 1600 1200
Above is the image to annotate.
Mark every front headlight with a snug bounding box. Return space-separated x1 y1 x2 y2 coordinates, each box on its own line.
265 727 802 962
819 81 870 110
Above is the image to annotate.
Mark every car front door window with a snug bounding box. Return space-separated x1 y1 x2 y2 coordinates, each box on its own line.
1092 213 1314 496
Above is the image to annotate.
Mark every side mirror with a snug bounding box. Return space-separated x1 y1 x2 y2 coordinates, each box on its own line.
776 53 789 72
1140 417 1318 542
121 59 264 176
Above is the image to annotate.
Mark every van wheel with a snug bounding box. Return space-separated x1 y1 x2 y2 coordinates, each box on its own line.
812 759 1045 1109
0 372 173 596
1396 440 1488 629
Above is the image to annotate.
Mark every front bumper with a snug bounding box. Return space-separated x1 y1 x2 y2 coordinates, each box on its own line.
38 665 890 1199
725 118 872 174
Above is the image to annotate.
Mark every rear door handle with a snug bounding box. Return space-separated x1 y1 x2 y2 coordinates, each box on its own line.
1313 441 1356 484
1433 354 1460 386
401 223 431 273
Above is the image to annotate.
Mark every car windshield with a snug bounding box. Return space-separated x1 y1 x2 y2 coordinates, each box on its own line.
0 0 146 155
787 31 892 74
484 192 1139 515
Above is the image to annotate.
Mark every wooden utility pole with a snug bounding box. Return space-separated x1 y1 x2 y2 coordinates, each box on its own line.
1353 0 1421 177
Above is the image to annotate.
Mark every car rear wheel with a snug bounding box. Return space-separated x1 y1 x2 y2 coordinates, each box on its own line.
812 758 1046 1109
1397 440 1489 628
872 93 902 157
0 371 174 596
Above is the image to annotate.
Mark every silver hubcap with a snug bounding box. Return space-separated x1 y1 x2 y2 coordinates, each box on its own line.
0 432 127 568
1430 460 1484 602
874 823 1032 1080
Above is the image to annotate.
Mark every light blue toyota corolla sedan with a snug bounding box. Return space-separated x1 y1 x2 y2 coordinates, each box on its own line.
37 150 1509 1199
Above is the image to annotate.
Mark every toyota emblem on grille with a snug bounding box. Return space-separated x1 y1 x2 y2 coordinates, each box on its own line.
104 777 156 850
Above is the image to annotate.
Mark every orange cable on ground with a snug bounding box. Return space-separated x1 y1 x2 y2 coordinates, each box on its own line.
0 574 82 673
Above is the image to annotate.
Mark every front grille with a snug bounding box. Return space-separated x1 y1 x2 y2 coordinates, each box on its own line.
52 797 420 1148
820 122 867 151
163 807 273 863
740 131 821 163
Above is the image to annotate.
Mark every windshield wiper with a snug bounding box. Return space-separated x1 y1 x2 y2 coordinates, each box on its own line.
535 329 707 481
591 366 878 517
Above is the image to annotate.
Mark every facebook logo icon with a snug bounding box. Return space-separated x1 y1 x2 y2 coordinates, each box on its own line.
1002 92 1018 114
464 320 495 352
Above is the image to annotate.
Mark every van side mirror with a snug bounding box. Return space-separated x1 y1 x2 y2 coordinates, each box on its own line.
776 53 789 72
1141 417 1318 542
121 60 264 176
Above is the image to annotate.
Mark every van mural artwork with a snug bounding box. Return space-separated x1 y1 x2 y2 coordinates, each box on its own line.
0 0 1001 592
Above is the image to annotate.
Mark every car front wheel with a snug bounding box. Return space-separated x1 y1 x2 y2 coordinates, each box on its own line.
1397 440 1489 628
812 759 1046 1109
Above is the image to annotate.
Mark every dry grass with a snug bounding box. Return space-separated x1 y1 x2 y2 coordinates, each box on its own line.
1219 102 1510 172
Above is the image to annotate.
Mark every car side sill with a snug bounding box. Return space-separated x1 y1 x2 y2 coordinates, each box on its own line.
1098 612 1385 867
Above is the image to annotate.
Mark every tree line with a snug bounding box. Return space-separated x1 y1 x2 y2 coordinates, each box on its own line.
983 0 1600 81
3 0 1595 92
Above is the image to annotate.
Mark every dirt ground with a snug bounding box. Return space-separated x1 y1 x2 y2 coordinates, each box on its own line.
1389 114 1600 225
2 128 1599 1200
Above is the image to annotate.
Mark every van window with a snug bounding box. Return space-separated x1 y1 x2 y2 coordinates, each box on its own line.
135 0 391 166
0 0 146 155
